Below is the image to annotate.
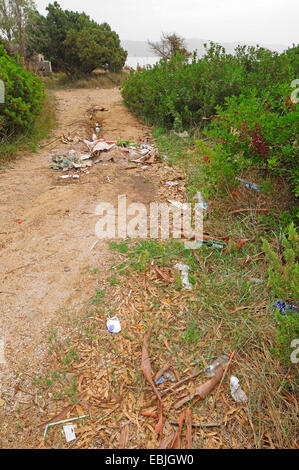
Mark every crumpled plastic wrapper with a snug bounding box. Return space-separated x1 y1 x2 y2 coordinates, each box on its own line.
230 375 248 403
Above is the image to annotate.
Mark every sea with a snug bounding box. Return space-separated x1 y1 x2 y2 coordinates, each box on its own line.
125 56 160 69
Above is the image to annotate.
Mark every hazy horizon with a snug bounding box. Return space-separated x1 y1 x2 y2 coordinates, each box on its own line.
35 0 299 47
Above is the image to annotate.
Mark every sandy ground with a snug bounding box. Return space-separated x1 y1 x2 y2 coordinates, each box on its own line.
0 88 154 404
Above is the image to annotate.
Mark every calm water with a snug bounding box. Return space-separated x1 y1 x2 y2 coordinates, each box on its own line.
125 56 160 69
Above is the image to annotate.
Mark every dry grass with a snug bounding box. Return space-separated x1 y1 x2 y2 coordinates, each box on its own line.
1 132 297 449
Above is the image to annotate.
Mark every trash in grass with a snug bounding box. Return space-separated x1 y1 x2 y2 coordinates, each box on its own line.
166 181 179 186
42 414 89 441
236 177 262 192
230 376 248 403
274 300 298 315
106 316 121 333
204 355 229 378
155 372 176 386
174 264 192 290
194 191 208 210
63 424 76 442
202 239 227 249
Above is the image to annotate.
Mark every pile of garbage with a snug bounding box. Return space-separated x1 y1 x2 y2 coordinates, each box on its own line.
50 137 158 172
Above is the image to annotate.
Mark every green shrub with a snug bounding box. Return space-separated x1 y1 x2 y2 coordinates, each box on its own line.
122 43 298 198
0 46 44 137
263 223 299 367
206 87 299 196
121 43 298 131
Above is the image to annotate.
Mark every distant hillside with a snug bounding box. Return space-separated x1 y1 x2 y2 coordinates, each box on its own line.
121 38 289 57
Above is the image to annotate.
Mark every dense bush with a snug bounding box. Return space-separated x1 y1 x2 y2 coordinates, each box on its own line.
206 86 299 195
263 224 299 367
26 2 127 76
122 43 299 196
0 45 44 136
122 43 298 129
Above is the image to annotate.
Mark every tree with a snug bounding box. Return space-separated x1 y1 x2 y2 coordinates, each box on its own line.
25 2 127 75
148 32 191 60
0 0 34 56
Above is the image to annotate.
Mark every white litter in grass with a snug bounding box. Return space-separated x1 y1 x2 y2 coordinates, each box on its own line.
174 263 192 290
230 376 248 403
107 316 121 334
194 191 208 210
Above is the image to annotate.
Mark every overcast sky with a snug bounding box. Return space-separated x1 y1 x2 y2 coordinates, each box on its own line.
35 0 299 46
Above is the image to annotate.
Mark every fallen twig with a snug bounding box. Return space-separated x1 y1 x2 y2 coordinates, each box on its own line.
141 329 163 437
169 420 221 428
230 208 270 215
212 351 235 409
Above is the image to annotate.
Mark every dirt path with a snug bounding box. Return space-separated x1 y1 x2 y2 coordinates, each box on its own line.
0 88 155 403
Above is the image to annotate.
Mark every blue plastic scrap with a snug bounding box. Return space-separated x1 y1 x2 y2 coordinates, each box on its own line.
155 372 175 386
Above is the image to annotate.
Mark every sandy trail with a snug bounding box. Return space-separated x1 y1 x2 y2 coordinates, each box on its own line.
0 88 154 400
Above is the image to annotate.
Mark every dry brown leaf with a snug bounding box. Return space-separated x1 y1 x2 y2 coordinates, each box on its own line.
158 431 176 449
236 238 251 249
175 365 224 409
171 410 187 449
185 408 192 449
118 425 129 449
141 329 163 437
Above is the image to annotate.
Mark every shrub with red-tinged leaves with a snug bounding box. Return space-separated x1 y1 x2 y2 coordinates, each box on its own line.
206 87 299 196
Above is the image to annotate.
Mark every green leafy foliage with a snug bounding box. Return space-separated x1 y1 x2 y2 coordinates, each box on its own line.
0 44 44 136
263 224 299 367
122 43 299 197
207 87 299 195
26 2 127 76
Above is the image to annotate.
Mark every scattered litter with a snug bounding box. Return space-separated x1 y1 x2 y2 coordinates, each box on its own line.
60 174 79 179
91 141 116 155
63 424 76 442
202 239 226 249
194 191 208 210
204 355 229 378
230 376 248 403
155 372 176 386
106 316 121 334
274 300 298 315
42 414 89 441
236 177 262 192
166 181 179 186
174 263 192 290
